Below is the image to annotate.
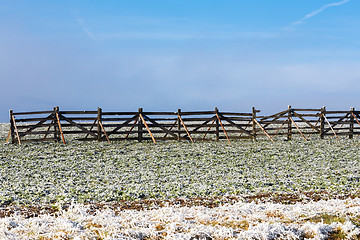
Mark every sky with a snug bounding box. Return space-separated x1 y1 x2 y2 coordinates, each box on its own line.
1 0 360 122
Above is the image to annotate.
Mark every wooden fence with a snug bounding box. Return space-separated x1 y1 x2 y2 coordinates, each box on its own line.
6 106 360 144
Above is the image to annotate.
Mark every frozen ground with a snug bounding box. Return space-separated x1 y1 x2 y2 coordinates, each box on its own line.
1 123 360 239
1 198 360 239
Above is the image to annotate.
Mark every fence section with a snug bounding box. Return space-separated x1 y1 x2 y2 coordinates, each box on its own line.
7 106 360 144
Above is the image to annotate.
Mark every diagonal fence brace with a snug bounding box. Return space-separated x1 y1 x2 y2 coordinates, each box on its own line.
139 114 156 143
254 119 274 142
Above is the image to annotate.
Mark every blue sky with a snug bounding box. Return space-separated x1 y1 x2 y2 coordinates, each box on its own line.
1 0 359 121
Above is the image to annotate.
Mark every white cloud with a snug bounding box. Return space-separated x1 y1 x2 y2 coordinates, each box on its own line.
75 17 96 40
292 0 351 26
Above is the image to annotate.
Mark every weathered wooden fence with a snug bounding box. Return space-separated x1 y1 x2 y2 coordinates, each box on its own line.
6 106 360 144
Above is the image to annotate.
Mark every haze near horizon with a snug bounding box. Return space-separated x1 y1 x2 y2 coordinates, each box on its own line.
1 0 359 122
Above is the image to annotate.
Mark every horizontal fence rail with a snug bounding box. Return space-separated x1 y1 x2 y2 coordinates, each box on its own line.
6 106 360 144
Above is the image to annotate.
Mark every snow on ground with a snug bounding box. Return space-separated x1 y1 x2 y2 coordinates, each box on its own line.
1 198 360 239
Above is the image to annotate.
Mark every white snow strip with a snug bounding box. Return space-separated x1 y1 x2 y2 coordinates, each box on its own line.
1 198 360 239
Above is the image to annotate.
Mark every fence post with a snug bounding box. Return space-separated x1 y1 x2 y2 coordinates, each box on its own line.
97 107 102 141
54 107 60 142
215 107 219 141
320 106 326 139
252 107 257 141
287 105 292 141
177 109 181 141
138 108 143 142
350 107 354 139
9 109 15 144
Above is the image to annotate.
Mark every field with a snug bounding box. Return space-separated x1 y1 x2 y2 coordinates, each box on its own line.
1 123 360 239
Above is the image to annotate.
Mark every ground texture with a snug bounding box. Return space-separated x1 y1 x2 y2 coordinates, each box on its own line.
1 124 360 239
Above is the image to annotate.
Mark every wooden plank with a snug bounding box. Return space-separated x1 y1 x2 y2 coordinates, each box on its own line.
259 126 293 131
9 110 15 143
137 109 143 142
11 115 21 145
272 122 286 134
160 130 218 134
226 136 254 140
95 130 141 135
222 123 253 127
324 111 351 114
59 117 97 121
133 117 179 122
99 121 111 143
215 116 253 121
13 110 54 115
178 114 194 142
323 114 349 133
15 116 54 123
179 122 215 129
84 119 98 139
62 130 98 134
102 123 139 128
293 112 320 133
59 114 97 137
20 130 58 135
314 120 351 125
139 114 156 143
144 115 179 139
97 108 102 141
323 132 352 136
179 117 215 122
293 113 320 117
177 109 181 141
142 112 177 115
17 124 50 129
179 111 215 115
215 109 230 143
290 117 308 141
254 119 274 142
6 128 11 143
324 115 340 140
292 109 321 112
261 115 286 129
23 123 94 128
351 112 360 130
256 132 289 136
102 112 138 116
251 107 256 140
258 120 290 124
320 107 326 139
102 117 142 121
125 119 138 139
325 116 351 119
189 137 215 142
18 114 55 137
59 111 97 114
287 105 292 141
239 120 252 136
53 107 60 141
327 127 353 131
56 113 66 144
163 120 177 138
106 116 138 137
219 114 253 137
43 119 54 139
219 112 253 116
259 109 288 121
202 120 215 140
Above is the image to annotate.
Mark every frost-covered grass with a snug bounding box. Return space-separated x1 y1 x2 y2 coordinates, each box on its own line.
1 198 360 239
2 123 360 239
1 122 360 205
